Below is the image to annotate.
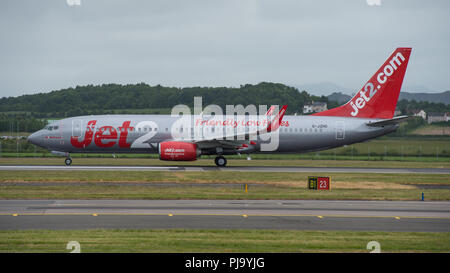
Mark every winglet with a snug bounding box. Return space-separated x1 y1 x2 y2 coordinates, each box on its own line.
267 105 287 132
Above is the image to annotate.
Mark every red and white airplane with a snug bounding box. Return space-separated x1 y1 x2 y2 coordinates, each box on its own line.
28 47 412 166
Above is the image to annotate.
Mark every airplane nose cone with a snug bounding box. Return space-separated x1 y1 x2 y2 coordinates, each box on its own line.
27 132 38 145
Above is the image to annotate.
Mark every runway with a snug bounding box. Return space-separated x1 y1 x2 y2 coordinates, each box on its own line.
1 165 449 174
1 200 449 232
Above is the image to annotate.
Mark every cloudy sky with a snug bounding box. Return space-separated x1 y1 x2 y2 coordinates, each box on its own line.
0 0 449 98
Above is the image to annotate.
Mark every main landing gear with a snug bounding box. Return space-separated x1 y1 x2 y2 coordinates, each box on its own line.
214 156 227 167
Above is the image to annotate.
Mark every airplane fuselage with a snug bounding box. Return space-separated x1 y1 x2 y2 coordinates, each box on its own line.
28 114 397 155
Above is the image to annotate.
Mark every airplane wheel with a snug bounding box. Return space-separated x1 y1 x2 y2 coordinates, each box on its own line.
65 158 72 166
214 156 227 167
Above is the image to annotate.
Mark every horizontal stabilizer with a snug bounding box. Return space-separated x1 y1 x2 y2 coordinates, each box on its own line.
366 115 412 127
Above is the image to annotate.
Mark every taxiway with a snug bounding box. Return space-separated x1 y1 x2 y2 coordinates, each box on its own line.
1 200 449 232
1 165 449 174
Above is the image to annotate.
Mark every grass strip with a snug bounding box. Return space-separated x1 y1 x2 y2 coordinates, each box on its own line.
1 171 449 200
0 229 448 253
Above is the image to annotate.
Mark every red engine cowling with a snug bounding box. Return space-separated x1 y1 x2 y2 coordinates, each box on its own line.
159 141 199 161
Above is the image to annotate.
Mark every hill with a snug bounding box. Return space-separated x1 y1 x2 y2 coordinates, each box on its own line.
326 91 450 105
325 91 450 115
293 82 353 97
399 91 450 104
0 82 322 118
327 92 352 104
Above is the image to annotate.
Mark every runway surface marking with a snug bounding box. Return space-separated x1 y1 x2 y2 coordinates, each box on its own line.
1 200 450 232
1 165 449 174
1 213 448 219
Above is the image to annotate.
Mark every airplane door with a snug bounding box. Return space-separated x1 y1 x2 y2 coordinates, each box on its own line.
72 119 83 138
335 121 345 140
58 119 64 145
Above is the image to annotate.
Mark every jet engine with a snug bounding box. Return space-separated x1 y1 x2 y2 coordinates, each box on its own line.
159 141 200 161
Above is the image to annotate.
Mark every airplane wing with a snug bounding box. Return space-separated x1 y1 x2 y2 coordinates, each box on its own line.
366 115 412 127
193 105 287 152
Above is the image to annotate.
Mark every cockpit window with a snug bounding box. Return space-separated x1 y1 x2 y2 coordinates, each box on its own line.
44 125 58 131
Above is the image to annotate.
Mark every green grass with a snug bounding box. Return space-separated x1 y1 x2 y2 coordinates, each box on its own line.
1 185 448 200
0 229 448 253
1 171 449 200
411 124 450 136
0 170 448 185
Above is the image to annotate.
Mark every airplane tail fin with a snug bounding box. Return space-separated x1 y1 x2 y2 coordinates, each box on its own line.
313 47 412 119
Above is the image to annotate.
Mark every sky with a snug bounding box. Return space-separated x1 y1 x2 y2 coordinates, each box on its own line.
0 0 449 98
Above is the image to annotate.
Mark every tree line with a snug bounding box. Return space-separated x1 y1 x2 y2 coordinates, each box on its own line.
0 82 329 132
1 82 447 133
0 115 46 133
396 99 449 115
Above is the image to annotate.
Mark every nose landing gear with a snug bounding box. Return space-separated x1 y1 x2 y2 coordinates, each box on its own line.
64 157 72 166
214 156 227 167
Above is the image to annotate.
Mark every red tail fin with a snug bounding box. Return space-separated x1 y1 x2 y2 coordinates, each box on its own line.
313 47 412 119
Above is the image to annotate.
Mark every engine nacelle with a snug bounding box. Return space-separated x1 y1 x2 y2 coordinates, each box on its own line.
159 141 199 161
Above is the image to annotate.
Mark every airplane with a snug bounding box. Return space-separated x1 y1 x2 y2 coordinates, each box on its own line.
28 47 412 167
